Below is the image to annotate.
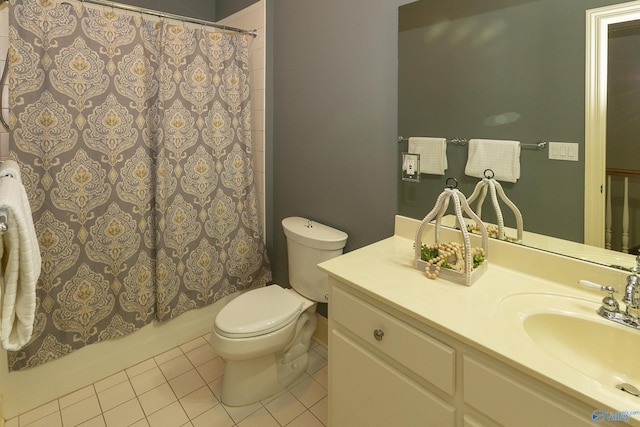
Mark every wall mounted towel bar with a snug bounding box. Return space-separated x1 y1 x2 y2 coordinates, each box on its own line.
397 136 547 150
398 136 468 145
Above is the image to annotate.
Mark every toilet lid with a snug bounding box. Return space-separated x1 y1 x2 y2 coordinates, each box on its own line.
215 286 303 338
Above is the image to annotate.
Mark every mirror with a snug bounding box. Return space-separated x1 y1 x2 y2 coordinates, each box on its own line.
585 2 640 252
398 0 640 271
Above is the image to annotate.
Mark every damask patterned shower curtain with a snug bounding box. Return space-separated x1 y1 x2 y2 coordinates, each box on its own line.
7 0 271 371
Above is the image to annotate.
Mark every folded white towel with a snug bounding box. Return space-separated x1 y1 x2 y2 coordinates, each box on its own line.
465 139 521 183
408 137 448 175
0 177 40 351
0 160 22 183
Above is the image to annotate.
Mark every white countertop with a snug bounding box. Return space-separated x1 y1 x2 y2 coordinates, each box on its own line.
319 216 640 424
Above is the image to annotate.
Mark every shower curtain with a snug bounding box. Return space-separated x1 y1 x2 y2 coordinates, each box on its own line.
7 0 271 371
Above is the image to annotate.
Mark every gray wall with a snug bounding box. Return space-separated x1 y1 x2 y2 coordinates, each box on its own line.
118 0 215 21
268 0 412 300
115 0 257 22
216 0 259 21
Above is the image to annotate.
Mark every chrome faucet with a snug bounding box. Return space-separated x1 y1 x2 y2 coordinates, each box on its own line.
622 260 640 319
580 256 640 330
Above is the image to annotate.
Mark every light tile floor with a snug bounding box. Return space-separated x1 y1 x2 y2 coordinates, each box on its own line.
6 335 328 427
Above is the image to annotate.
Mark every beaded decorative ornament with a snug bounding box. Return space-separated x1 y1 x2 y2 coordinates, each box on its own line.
465 169 523 243
414 179 489 286
421 242 486 280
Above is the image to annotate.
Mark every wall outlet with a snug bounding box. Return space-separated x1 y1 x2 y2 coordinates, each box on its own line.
402 152 420 182
548 142 579 161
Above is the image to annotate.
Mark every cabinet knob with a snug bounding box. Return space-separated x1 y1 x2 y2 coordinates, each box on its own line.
373 328 384 341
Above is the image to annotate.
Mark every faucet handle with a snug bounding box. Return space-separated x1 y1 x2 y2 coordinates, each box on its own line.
579 280 616 293
580 280 620 314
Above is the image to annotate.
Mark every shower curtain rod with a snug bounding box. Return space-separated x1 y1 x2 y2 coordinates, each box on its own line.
64 0 257 37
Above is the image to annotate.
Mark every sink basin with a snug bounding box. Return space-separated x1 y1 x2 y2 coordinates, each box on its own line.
499 293 640 388
524 311 640 386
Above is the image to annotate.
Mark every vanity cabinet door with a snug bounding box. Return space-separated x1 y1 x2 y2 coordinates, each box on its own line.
330 328 456 427
463 356 594 427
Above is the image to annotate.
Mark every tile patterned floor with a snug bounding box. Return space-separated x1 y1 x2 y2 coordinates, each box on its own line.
6 335 328 427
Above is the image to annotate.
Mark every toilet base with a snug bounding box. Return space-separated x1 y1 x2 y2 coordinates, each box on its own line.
221 352 310 406
219 309 318 406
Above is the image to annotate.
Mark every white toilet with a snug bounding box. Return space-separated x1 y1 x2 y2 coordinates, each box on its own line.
210 216 348 406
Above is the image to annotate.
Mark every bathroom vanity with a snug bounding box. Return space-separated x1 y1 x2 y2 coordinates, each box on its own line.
319 216 640 427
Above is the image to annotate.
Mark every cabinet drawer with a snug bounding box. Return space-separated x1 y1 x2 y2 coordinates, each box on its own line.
331 286 455 395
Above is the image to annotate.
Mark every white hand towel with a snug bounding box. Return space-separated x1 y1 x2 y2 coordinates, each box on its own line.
0 177 41 351
0 160 22 183
408 137 448 175
465 139 521 183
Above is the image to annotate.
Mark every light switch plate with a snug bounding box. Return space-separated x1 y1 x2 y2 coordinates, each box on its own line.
548 142 579 161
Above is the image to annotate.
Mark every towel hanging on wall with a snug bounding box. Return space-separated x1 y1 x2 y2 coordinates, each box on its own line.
464 139 521 183
0 175 41 351
408 137 448 175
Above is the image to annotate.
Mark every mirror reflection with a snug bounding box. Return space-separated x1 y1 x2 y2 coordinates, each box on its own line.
398 0 640 271
605 18 640 254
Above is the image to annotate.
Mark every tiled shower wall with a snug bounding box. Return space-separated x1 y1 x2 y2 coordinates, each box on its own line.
0 0 267 234
0 2 8 159
219 0 267 236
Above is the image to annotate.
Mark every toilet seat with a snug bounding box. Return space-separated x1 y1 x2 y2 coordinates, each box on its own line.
215 286 303 338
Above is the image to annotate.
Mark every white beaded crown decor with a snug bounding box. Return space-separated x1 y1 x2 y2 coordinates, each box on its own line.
466 173 524 243
414 186 489 287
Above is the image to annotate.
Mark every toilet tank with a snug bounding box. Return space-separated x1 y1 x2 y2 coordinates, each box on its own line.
282 217 348 302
